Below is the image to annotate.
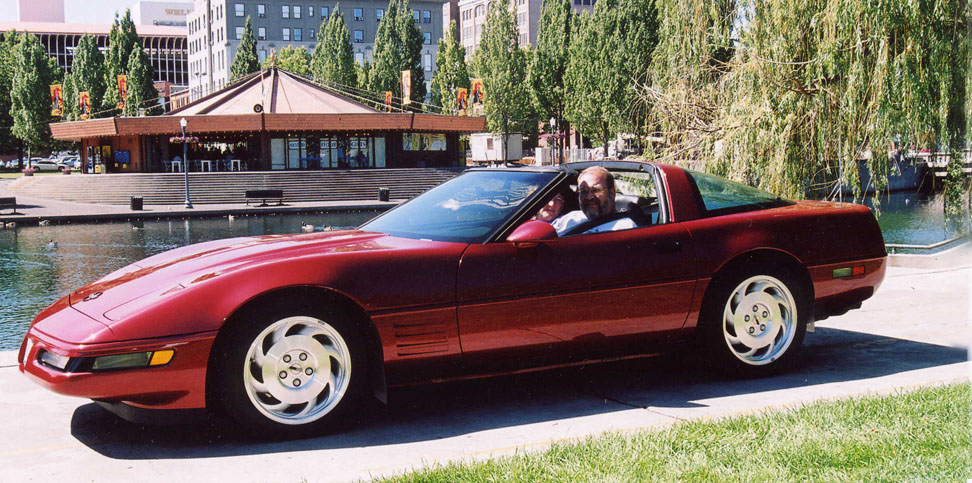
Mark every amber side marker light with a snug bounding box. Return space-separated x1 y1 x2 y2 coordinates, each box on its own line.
833 266 865 278
90 349 175 371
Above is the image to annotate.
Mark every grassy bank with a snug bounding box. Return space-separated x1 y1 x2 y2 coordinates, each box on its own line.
381 382 971 482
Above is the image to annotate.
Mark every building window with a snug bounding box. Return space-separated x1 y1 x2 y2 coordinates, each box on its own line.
376 8 383 20
353 29 363 43
354 52 364 64
309 28 315 39
258 4 266 17
236 26 244 39
282 28 291 40
413 10 420 22
294 5 301 18
322 6 328 17
294 28 302 41
475 5 484 17
282 5 290 18
258 27 267 39
423 53 431 71
423 32 431 44
235 3 244 16
423 10 431 23
353 8 363 20
309 5 314 17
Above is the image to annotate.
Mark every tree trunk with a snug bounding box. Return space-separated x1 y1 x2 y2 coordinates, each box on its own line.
17 139 23 169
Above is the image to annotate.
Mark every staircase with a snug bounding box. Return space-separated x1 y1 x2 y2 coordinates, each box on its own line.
8 168 464 205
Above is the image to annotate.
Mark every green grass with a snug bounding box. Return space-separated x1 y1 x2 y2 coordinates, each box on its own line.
379 382 971 482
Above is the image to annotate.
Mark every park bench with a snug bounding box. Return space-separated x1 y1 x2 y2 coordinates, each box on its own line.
0 197 18 214
245 189 284 207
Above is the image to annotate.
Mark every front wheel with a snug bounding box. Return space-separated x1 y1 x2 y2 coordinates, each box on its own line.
212 304 366 438
700 270 808 376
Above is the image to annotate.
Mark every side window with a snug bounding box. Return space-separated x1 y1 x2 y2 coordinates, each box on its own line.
684 169 790 216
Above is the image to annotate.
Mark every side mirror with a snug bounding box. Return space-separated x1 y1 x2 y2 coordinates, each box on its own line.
506 220 558 244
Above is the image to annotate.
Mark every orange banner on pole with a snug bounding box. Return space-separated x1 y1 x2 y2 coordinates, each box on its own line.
116 74 127 109
79 91 91 120
456 88 467 115
50 84 63 116
470 78 484 112
401 70 411 105
384 91 393 111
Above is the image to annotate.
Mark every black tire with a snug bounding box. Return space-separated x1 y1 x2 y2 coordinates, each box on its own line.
698 266 809 377
210 298 368 438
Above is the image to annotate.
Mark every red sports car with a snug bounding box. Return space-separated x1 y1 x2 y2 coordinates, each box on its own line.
19 161 886 437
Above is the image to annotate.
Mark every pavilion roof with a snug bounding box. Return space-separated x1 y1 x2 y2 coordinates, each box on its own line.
168 68 379 116
49 68 486 141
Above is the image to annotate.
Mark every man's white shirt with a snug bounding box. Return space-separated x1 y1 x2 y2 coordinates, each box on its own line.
551 210 637 236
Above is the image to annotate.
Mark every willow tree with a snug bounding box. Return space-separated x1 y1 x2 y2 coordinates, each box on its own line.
429 21 469 113
710 0 969 207
638 0 734 161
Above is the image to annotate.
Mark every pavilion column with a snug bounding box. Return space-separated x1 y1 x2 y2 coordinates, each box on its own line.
259 131 270 171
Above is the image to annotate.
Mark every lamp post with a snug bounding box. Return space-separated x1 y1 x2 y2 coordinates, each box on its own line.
180 117 193 208
549 117 558 165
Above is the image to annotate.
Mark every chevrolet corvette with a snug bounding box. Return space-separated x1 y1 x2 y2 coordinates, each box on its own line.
19 161 886 437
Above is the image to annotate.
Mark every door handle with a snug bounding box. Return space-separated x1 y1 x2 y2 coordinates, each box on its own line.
653 239 682 254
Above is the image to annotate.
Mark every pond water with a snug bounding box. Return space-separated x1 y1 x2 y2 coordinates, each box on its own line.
1 193 968 351
861 191 968 246
0 211 378 350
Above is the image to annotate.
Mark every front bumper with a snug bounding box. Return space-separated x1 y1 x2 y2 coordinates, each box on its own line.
19 327 217 410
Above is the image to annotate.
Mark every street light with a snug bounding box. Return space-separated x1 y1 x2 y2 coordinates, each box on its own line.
549 117 558 165
180 117 193 209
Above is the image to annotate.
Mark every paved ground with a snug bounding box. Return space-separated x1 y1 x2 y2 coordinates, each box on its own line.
0 259 968 482
0 178 398 224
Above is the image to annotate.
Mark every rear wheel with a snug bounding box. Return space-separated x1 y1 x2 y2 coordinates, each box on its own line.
212 303 366 438
701 269 808 376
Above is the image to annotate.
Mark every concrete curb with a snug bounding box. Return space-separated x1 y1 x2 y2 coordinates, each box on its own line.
888 240 971 269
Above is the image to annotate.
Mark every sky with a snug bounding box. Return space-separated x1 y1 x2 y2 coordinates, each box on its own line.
0 0 145 24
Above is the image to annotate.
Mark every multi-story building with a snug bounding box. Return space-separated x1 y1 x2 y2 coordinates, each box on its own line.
131 1 194 27
457 0 594 57
17 0 64 23
187 0 447 100
0 21 189 86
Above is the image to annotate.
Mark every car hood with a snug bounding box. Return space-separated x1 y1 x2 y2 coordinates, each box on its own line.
67 229 389 323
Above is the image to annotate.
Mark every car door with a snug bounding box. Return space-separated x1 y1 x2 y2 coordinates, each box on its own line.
455 222 697 373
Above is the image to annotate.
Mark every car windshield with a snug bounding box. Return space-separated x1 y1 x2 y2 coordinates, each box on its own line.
361 170 557 243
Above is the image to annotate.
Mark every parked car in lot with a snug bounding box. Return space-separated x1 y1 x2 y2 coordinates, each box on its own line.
18 161 887 438
31 159 60 171
57 157 79 170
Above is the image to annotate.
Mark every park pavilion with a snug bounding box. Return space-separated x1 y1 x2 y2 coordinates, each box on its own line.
49 68 486 173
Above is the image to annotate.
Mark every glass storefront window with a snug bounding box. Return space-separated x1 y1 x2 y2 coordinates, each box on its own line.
403 133 447 151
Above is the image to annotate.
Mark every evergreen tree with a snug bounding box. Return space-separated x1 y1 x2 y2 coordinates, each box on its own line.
356 60 371 90
475 1 532 162
263 45 312 75
368 0 426 107
527 0 572 122
102 10 140 113
61 70 77 121
124 47 160 116
10 33 54 158
71 33 106 116
0 31 20 156
565 1 616 154
311 7 356 87
230 17 260 81
429 21 469 113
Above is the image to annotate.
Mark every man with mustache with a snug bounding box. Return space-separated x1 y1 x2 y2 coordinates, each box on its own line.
552 166 637 236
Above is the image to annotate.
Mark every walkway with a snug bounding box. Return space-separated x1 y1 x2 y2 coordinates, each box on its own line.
0 178 397 225
0 263 968 482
